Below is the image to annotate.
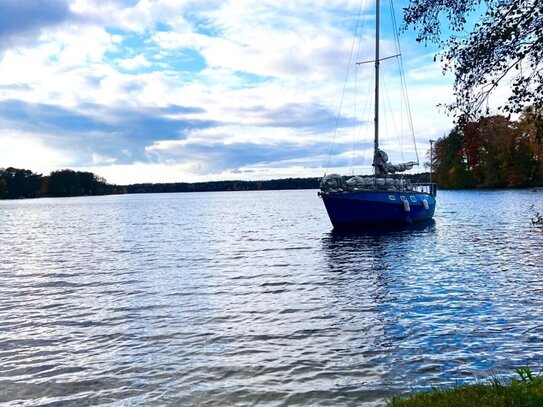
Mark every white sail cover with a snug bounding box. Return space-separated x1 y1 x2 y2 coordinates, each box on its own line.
320 174 346 193
374 149 417 177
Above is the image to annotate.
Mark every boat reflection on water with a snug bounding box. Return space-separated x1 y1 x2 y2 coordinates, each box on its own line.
319 219 462 397
321 218 436 279
319 216 537 397
322 219 437 274
327 219 436 238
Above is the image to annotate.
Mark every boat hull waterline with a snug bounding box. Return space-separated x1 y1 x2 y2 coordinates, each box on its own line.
321 190 436 228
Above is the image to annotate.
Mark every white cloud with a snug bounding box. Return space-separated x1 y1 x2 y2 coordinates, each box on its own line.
0 0 465 183
117 54 152 70
0 130 73 173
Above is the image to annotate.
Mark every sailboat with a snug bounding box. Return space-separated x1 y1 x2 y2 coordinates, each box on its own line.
319 0 436 228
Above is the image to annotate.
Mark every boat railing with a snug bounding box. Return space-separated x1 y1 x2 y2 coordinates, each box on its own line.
411 182 437 197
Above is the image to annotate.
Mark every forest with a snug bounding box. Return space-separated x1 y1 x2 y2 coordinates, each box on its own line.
0 168 119 199
431 106 543 188
0 168 326 199
0 169 432 200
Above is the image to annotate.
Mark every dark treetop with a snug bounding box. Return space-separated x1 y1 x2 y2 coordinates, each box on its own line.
403 0 543 121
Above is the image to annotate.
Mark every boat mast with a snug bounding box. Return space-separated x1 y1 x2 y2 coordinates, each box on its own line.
373 0 380 176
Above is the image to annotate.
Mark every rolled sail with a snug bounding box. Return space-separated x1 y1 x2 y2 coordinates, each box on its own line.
387 161 417 173
374 149 418 177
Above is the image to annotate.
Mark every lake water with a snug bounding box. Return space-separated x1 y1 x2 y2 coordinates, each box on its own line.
1 189 542 406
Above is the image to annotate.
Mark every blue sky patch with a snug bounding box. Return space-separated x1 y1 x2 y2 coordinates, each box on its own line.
0 0 456 183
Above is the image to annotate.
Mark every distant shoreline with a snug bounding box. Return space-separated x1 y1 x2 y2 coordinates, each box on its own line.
0 170 431 200
2 167 542 200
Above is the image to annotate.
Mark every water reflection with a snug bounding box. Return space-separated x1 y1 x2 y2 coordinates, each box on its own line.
322 219 436 273
320 214 543 396
319 221 438 396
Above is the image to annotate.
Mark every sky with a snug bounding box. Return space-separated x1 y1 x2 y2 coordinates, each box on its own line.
0 0 457 184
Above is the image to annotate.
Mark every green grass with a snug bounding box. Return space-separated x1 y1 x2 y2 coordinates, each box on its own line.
388 368 543 407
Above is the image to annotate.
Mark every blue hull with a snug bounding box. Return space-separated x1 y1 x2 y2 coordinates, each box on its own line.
321 190 436 228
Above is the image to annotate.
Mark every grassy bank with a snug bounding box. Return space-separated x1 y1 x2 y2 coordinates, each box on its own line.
388 368 543 407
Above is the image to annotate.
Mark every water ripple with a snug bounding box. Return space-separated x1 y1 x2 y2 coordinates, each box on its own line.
0 190 542 405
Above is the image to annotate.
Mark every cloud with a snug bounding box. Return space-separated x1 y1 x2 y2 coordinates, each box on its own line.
224 102 352 131
116 54 152 71
0 99 213 164
146 137 343 175
0 0 73 50
0 83 32 91
151 0 370 81
0 130 73 172
0 0 458 183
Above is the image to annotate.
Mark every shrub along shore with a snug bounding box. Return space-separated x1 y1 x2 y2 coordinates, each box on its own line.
388 368 543 407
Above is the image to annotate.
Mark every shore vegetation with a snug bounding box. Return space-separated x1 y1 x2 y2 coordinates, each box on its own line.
0 168 119 199
430 108 543 188
388 368 543 407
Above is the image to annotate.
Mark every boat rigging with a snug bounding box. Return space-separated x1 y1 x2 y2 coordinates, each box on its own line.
319 0 437 228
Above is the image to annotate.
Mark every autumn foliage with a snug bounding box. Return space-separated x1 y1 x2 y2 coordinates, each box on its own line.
430 107 543 188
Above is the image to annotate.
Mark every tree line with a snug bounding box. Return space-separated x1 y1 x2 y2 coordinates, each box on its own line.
0 168 119 199
0 168 327 199
114 173 431 194
430 106 543 188
125 177 321 194
0 168 440 200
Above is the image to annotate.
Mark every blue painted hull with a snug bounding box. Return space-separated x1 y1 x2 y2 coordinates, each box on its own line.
321 190 436 228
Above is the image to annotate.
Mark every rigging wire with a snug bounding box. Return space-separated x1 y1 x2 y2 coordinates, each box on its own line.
327 0 419 175
351 40 360 174
380 71 390 156
380 65 405 161
352 1 376 175
389 0 419 164
326 0 367 174
351 8 369 175
352 65 375 174
358 68 375 174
